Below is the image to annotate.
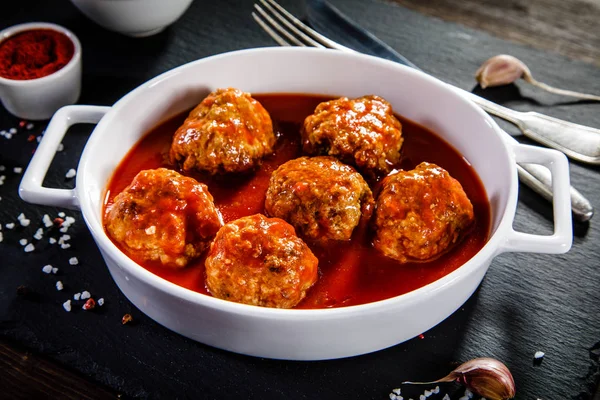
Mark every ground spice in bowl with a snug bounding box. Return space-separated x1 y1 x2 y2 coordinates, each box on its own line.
0 29 74 80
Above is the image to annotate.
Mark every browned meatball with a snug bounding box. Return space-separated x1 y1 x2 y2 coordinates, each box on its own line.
205 214 318 308
169 88 276 175
265 156 373 243
373 162 474 263
105 168 223 268
301 95 403 177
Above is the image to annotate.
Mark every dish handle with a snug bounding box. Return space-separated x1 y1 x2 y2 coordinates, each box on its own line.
19 105 111 210
498 143 573 254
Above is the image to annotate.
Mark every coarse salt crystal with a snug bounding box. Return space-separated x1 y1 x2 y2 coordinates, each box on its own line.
42 265 53 274
73 292 81 300
5 134 12 140
534 351 545 359
69 257 79 265
392 389 401 395
60 243 71 249
97 298 104 306
0 165 4 171
60 226 69 233
56 281 64 291
49 237 57 244
26 123 34 130
424 390 432 397
57 143 64 152
20 218 30 227
17 213 25 220
65 169 76 179
433 387 440 394
58 235 70 245
64 216 75 226
145 225 156 235
442 395 450 400
24 243 35 252
33 228 44 240
5 223 15 229
389 394 397 400
43 214 53 227
81 291 91 300
58 212 66 218
63 300 72 312
51 268 58 274
19 238 28 246
420 395 426 400
9 128 16 134
13 167 22 174
0 232 3 242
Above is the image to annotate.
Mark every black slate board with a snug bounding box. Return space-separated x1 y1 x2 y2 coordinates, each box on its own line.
1 0 599 399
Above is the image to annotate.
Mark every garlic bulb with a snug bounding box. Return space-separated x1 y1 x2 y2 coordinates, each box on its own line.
476 54 600 101
403 357 516 400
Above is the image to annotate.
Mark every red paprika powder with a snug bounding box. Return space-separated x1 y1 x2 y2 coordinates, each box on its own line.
0 29 74 80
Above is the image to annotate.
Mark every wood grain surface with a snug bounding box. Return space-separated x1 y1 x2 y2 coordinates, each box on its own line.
0 339 117 399
389 0 600 66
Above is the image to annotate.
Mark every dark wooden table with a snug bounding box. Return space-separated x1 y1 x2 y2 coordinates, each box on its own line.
1 0 599 399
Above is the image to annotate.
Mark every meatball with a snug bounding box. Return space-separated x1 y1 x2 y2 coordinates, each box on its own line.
205 214 318 308
105 168 223 268
265 156 373 243
373 162 474 263
169 88 276 175
301 95 403 177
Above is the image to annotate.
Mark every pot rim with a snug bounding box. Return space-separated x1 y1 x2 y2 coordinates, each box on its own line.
77 47 518 318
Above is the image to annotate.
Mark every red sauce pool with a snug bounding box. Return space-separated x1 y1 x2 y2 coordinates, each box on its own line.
104 94 491 309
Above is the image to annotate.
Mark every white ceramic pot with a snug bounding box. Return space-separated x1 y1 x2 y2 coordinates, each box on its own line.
70 0 194 37
19 48 572 360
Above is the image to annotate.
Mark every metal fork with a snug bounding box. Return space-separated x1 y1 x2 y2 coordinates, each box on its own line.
253 0 600 167
251 0 594 221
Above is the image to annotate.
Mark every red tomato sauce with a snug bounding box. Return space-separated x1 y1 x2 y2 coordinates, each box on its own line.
104 94 491 309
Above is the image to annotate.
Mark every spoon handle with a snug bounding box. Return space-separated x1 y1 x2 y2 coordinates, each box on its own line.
517 163 593 222
464 91 600 165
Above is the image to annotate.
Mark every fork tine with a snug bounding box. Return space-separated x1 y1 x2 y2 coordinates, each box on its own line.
262 0 356 52
252 12 292 47
259 0 325 48
253 5 306 47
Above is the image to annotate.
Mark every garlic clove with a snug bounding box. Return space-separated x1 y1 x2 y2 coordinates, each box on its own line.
450 357 516 400
475 54 600 101
402 357 516 400
475 54 531 89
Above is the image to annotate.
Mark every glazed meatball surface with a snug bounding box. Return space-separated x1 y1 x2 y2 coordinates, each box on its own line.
265 156 374 242
373 162 475 263
301 95 403 177
205 214 318 308
169 88 276 175
105 168 223 268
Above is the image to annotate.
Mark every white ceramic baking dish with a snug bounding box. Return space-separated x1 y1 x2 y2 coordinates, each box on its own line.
19 48 572 360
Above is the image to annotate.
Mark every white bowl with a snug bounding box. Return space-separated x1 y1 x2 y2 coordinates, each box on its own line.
70 0 194 37
19 48 573 360
0 23 81 120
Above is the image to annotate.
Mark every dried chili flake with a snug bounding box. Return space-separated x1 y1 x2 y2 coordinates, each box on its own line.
53 217 64 227
27 134 35 142
19 121 26 128
418 333 425 339
82 298 96 311
122 313 133 325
